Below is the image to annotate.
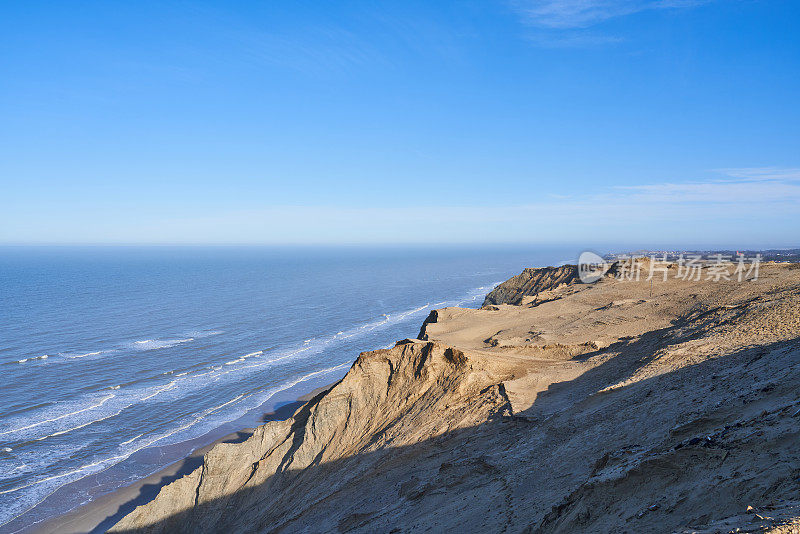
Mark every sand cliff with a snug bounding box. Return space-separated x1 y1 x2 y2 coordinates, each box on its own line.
109 263 800 533
482 264 578 306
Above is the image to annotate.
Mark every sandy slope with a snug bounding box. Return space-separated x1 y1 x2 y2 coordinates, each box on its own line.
109 262 800 533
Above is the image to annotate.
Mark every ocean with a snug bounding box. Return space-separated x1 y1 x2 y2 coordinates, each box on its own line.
0 245 574 530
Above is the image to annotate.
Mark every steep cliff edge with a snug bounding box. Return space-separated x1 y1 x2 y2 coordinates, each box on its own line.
482 264 578 306
110 263 800 533
109 341 515 534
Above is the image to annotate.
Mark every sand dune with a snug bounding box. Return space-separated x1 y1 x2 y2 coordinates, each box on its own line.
107 262 800 533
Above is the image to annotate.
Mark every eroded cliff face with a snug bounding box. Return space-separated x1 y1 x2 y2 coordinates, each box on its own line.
482 264 578 306
109 341 513 534
111 264 800 534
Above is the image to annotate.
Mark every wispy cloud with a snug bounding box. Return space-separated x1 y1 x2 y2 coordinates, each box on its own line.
513 0 711 47
514 0 709 29
712 167 800 183
615 168 800 203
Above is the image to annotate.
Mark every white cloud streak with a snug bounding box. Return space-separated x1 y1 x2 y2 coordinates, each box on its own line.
713 167 800 183
514 0 710 29
512 0 713 48
615 168 800 203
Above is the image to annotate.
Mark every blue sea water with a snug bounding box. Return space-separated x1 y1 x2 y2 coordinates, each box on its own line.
0 245 575 530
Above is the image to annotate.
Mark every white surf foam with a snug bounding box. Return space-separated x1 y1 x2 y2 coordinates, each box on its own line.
13 328 222 367
224 351 261 366
64 350 107 359
118 433 144 448
129 338 194 351
0 394 116 438
131 361 352 452
32 407 128 442
140 380 178 401
11 354 51 365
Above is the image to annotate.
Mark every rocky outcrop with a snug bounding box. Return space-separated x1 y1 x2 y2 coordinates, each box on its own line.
417 309 438 340
482 265 578 306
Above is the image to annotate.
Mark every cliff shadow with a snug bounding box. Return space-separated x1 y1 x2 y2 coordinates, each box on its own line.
78 400 307 534
88 336 800 534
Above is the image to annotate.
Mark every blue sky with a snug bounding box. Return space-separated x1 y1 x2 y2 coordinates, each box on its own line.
1 0 798 247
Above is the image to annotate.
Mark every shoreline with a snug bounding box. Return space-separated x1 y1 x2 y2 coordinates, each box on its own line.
6 280 497 534
11 381 338 534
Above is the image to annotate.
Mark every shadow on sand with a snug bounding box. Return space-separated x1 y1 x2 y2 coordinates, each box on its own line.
41 331 800 533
